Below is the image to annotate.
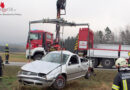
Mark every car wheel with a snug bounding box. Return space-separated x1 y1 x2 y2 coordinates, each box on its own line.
101 59 114 69
52 75 66 90
33 54 43 60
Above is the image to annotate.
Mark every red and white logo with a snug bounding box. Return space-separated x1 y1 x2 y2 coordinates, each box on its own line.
0 1 7 12
0 2 5 9
0 1 22 15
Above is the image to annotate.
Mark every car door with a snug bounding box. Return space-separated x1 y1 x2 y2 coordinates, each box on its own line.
80 58 89 75
66 55 82 80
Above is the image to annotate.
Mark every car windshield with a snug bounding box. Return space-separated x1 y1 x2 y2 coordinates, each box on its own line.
42 53 70 64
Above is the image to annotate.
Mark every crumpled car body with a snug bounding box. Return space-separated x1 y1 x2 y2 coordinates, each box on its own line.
17 50 93 88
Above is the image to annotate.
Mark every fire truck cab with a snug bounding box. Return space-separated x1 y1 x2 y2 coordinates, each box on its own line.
78 28 94 51
26 30 53 60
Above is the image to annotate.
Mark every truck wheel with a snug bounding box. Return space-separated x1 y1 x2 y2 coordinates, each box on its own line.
33 54 43 60
52 75 66 90
101 59 114 68
92 58 100 68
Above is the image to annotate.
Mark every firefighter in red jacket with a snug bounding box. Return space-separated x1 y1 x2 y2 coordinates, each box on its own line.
112 58 130 90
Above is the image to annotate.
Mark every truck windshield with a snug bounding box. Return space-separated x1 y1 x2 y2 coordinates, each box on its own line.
46 33 52 40
29 33 41 40
42 53 70 64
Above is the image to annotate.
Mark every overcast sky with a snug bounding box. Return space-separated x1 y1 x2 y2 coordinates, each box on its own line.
0 0 130 45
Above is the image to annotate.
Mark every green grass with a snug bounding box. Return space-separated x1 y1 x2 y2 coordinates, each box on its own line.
63 70 117 90
0 66 20 90
0 66 118 90
11 53 26 59
0 53 28 62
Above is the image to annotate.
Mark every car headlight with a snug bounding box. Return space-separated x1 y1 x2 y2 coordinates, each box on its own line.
38 73 46 78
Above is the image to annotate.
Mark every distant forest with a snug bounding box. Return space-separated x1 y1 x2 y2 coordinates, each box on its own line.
0 45 25 52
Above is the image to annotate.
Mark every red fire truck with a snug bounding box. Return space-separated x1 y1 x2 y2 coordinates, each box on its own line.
26 0 67 60
77 28 130 68
26 30 54 60
26 0 89 60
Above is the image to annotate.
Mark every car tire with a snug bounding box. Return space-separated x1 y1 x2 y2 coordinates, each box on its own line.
33 54 43 60
52 75 66 90
101 59 114 69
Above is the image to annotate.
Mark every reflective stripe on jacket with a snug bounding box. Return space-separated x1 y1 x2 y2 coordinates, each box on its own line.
5 47 9 52
112 70 130 90
5 47 9 55
112 84 120 90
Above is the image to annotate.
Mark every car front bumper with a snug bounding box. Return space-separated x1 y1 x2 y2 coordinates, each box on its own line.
18 74 54 86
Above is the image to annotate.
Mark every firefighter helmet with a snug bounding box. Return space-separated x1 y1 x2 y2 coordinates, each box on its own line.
128 52 130 56
115 58 128 67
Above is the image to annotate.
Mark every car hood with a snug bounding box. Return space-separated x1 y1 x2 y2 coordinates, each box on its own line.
21 60 61 74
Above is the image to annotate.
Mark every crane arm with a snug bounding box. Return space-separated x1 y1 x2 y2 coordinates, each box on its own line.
30 18 89 27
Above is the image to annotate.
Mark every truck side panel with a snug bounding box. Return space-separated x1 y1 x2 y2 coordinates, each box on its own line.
87 49 118 58
120 45 130 59
120 51 129 59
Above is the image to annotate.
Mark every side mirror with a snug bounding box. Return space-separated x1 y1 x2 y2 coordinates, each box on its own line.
68 62 71 65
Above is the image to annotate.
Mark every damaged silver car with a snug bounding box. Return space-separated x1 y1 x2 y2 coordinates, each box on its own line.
18 51 93 89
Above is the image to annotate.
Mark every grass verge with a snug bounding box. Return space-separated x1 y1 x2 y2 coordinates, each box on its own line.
0 66 117 90
0 66 20 90
0 53 28 62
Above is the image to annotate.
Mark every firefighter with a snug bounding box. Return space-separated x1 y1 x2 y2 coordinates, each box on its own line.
112 58 130 90
0 56 3 80
5 44 9 64
57 0 66 11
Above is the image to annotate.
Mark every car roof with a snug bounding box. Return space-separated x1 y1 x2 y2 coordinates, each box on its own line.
50 50 74 55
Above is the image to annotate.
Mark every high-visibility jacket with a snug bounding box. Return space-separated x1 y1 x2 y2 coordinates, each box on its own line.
5 46 9 55
112 69 130 90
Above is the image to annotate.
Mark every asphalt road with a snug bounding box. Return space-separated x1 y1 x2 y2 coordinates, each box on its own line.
95 66 117 70
4 62 117 70
4 62 27 66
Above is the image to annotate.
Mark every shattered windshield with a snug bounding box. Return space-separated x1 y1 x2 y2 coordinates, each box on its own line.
42 53 70 64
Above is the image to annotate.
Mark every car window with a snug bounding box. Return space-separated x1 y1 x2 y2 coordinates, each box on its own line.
80 58 88 63
69 55 79 65
42 53 69 64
